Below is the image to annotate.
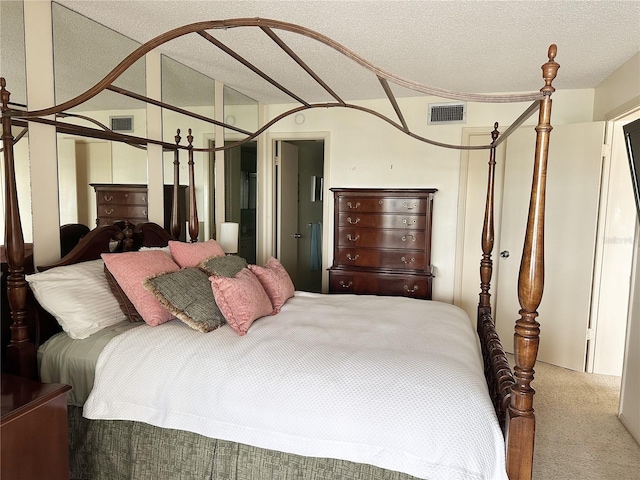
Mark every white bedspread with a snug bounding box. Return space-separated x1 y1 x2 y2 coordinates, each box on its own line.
84 292 508 480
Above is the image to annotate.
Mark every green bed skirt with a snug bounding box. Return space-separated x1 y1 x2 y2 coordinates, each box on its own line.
68 406 419 480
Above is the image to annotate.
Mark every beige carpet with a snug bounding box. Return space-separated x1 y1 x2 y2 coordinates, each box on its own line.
528 359 640 480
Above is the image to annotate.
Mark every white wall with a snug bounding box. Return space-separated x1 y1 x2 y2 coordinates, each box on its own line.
620 220 640 444
262 89 595 301
594 52 640 440
593 52 640 121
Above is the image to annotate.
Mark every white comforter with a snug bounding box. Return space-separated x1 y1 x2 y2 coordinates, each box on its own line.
84 292 508 480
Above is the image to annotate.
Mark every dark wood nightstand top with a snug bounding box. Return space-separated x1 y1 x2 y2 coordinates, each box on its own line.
1 373 71 425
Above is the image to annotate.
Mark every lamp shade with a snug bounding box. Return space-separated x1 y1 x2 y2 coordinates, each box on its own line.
219 222 239 254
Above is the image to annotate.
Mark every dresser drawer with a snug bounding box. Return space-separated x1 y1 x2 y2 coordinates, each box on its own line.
336 248 426 270
338 228 426 249
97 190 147 206
98 205 148 219
338 196 429 214
338 213 426 230
329 270 433 300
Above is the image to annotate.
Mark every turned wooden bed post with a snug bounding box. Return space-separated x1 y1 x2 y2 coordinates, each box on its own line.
171 129 182 239
505 45 559 480
479 123 500 315
1 78 36 378
186 128 199 242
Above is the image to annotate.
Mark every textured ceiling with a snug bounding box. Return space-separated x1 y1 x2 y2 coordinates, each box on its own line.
2 0 640 107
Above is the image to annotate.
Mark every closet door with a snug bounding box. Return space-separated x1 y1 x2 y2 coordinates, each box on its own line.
494 122 605 371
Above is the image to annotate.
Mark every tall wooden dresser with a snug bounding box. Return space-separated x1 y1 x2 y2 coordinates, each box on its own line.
328 188 437 300
91 184 148 227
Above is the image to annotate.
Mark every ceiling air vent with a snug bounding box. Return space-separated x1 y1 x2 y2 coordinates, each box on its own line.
428 102 466 125
110 115 134 133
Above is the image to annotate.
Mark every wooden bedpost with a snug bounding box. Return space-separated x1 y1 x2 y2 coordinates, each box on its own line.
186 129 199 242
1 78 36 378
171 129 182 239
477 123 515 429
505 45 559 480
479 123 500 315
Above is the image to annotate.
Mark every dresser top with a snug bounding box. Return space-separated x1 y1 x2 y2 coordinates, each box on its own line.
1 374 71 424
90 183 147 190
330 188 437 195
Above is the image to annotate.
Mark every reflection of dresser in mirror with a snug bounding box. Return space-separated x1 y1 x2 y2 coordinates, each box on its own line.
91 184 188 240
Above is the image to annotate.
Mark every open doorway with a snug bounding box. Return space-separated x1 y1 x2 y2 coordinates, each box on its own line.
275 139 325 293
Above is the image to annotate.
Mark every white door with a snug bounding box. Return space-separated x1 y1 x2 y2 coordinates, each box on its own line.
276 141 299 286
494 122 605 371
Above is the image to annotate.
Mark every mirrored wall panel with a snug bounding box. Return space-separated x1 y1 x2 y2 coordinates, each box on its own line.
162 55 215 241
52 3 147 229
0 1 32 244
223 86 258 263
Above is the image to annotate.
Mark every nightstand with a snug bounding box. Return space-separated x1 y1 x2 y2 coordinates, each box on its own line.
1 373 71 480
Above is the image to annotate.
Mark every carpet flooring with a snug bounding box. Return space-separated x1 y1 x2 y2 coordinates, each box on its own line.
530 360 640 479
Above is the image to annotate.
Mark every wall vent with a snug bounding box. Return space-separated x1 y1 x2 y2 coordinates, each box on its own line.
110 115 134 132
428 102 466 125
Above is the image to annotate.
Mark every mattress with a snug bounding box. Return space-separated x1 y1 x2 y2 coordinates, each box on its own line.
37 320 142 406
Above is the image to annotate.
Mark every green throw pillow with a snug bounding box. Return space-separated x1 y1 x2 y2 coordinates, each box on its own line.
144 268 225 333
199 255 248 278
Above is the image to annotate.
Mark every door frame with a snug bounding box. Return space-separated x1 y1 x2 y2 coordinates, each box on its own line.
588 107 640 374
263 131 331 291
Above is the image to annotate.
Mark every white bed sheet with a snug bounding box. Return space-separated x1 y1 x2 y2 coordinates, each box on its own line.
84 292 508 480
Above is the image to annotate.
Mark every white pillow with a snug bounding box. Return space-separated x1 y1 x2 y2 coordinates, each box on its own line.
26 259 127 339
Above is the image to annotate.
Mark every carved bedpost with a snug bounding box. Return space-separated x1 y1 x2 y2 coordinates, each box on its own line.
505 45 559 480
479 123 500 315
171 129 182 239
2 78 36 378
187 129 199 242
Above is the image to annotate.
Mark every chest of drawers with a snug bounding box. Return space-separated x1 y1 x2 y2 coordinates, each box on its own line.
91 183 148 227
328 188 437 300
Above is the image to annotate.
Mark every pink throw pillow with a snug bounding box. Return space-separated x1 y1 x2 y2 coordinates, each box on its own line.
102 250 180 326
210 268 273 336
169 240 225 268
249 257 295 313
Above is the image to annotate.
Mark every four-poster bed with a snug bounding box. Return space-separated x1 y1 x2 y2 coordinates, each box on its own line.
1 18 559 480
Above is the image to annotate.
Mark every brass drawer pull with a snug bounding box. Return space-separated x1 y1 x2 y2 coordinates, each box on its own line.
104 208 113 215
401 256 416 264
347 201 361 209
404 285 419 293
403 201 418 210
402 218 417 225
402 234 416 242
142 210 147 216
346 234 359 242
103 195 113 202
141 195 146 202
347 217 360 225
346 254 359 261
339 280 353 288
